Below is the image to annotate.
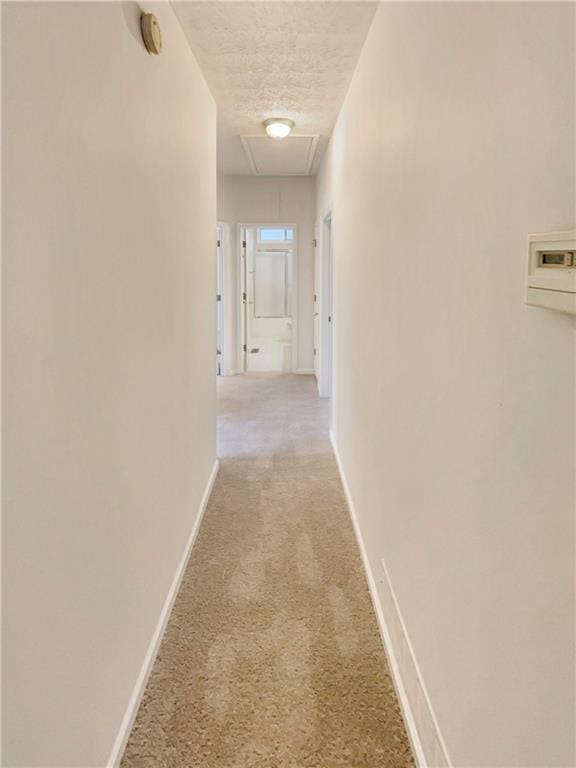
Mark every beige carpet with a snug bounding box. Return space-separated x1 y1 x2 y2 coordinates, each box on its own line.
121 374 414 768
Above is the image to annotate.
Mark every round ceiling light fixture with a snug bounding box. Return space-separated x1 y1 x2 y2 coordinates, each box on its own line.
263 118 294 139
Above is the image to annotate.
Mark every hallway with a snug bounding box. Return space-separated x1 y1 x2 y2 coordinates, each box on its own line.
121 375 413 767
3 2 575 766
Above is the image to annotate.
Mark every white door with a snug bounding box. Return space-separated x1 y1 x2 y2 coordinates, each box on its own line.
240 227 247 373
216 225 224 375
317 215 333 399
313 222 321 384
324 215 333 400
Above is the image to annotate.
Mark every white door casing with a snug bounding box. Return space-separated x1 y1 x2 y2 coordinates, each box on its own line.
315 214 333 399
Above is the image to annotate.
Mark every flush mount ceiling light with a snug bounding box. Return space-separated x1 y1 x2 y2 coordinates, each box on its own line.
263 118 294 140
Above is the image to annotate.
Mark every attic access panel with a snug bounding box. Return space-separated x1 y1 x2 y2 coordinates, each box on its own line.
240 135 319 176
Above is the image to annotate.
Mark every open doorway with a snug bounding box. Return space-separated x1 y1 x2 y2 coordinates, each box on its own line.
239 224 297 373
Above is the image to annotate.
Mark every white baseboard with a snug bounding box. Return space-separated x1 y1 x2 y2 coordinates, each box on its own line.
329 431 451 768
225 369 315 376
106 458 220 768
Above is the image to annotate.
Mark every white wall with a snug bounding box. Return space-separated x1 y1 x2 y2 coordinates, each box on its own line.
317 3 575 766
2 3 216 766
217 175 316 373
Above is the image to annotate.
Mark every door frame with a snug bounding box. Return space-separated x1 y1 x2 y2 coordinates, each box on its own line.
216 221 230 376
313 222 321 382
316 212 333 401
237 222 299 373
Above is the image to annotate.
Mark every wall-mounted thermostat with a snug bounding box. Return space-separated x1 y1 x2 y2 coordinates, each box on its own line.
526 230 576 314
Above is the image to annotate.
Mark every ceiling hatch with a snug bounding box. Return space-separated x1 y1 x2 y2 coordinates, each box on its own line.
240 135 319 176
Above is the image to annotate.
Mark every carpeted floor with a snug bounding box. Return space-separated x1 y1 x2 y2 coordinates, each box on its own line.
120 374 414 768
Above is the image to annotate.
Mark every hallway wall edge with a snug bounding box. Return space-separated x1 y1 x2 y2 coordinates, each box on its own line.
329 430 450 768
106 458 220 768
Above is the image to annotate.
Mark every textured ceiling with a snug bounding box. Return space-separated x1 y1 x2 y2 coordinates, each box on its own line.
172 2 378 175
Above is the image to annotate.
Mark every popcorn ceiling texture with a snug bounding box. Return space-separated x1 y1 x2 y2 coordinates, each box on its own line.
120 374 414 768
172 2 378 174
